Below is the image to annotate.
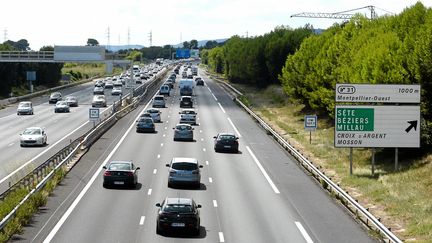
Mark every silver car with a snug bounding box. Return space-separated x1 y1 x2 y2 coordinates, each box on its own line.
146 108 161 123
173 124 194 141
20 127 47 147
93 85 104 95
17 101 34 115
166 157 202 188
152 95 166 108
54 101 70 113
65 96 78 107
92 95 107 107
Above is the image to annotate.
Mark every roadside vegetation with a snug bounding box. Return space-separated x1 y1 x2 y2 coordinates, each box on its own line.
203 2 432 241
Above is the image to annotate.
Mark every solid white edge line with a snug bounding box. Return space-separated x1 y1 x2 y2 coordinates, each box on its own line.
209 177 213 183
227 117 242 138
219 232 225 242
0 121 89 184
246 146 280 194
295 221 314 243
147 189 152 195
139 216 145 225
218 102 226 114
213 200 218 207
153 169 157 174
43 96 152 243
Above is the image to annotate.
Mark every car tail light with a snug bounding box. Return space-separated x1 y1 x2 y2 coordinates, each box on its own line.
127 172 134 176
192 170 199 174
170 170 176 175
104 171 111 176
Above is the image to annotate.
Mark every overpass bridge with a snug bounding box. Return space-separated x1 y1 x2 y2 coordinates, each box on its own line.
0 46 131 73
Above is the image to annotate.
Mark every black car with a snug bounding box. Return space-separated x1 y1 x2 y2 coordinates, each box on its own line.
102 161 140 188
195 77 204 86
156 197 201 235
213 133 239 153
180 96 193 108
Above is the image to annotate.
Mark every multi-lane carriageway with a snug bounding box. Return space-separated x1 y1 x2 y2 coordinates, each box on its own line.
8 68 376 243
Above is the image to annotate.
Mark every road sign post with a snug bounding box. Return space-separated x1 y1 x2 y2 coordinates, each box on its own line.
304 115 317 144
89 108 100 127
335 83 421 175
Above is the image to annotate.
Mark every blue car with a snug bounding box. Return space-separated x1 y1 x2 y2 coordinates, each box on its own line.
136 117 155 133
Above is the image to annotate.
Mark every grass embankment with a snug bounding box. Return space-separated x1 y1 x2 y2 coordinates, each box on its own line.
212 72 432 242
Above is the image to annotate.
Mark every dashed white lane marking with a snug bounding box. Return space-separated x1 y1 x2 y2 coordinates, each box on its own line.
147 189 152 195
8 143 14 147
161 143 164 147
201 138 204 141
139 216 145 225
209 177 213 183
164 127 167 130
206 161 209 165
218 102 226 114
200 130 203 133
227 117 242 138
153 169 157 174
246 146 280 194
163 134 166 137
203 148 206 152
157 154 160 159
167 115 170 118
213 200 218 207
219 232 225 242
166 121 169 123
295 222 314 243
211 93 218 101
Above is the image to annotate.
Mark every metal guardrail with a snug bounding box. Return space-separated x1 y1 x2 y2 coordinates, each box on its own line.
217 79 402 243
0 66 171 231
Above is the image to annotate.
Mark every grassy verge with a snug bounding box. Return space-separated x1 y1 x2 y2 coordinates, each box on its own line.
0 168 65 243
209 70 432 242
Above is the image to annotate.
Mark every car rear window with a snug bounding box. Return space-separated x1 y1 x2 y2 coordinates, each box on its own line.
171 162 198 170
182 97 191 102
219 135 236 140
108 163 131 170
163 204 193 213
176 125 191 130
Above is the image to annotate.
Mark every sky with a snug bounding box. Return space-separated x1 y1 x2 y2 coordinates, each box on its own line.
1 0 431 50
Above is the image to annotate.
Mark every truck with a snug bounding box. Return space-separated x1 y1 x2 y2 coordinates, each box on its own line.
179 79 194 96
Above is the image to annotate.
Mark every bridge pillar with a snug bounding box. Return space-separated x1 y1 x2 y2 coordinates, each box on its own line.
105 61 113 74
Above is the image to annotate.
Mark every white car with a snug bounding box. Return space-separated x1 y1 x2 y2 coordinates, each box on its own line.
17 101 34 115
105 81 114 89
20 127 47 147
92 95 107 107
111 87 122 96
179 109 197 125
93 85 104 95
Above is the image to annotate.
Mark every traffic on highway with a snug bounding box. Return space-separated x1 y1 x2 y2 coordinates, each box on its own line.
0 62 378 242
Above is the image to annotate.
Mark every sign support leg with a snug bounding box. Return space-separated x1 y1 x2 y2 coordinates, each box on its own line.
349 147 353 175
395 148 399 171
371 148 375 177
309 131 312 144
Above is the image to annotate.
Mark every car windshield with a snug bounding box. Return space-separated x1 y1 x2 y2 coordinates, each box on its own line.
171 162 198 170
23 129 41 135
219 135 236 140
163 204 193 213
108 163 131 171
19 103 30 107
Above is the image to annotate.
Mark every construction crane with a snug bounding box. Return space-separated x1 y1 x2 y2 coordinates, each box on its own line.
291 5 381 20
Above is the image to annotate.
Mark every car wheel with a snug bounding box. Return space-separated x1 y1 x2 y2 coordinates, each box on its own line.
103 182 108 188
194 226 200 236
167 181 172 188
156 224 162 235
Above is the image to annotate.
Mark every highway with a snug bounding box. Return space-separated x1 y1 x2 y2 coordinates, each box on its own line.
14 67 377 243
0 74 155 194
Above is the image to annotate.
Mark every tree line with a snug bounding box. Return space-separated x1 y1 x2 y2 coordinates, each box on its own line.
201 25 313 88
202 3 432 145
